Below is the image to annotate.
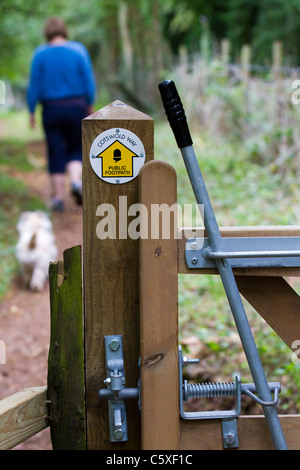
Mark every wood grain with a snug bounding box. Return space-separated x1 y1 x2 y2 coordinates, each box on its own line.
82 101 153 449
139 160 179 449
179 414 300 450
0 387 48 450
236 275 300 349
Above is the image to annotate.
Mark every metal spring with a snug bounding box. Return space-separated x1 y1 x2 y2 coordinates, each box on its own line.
184 381 237 401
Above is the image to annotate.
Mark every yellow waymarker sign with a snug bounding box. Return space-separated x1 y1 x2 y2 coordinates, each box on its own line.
94 140 139 178
90 128 146 184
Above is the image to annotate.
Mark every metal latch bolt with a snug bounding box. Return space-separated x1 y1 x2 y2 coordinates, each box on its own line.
98 335 139 442
99 339 281 446
185 237 300 270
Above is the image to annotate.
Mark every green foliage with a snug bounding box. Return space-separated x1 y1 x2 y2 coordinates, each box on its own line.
1 0 300 89
0 0 300 414
169 57 300 193
223 0 260 57
155 109 300 411
175 0 300 64
1 0 300 115
252 0 300 64
0 0 46 81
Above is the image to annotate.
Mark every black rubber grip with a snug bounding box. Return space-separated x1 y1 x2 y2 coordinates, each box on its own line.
158 79 193 148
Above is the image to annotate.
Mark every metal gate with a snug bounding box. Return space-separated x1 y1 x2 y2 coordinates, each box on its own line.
81 98 300 450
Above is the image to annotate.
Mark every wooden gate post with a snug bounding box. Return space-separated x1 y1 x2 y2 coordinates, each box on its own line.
139 161 179 449
82 101 153 449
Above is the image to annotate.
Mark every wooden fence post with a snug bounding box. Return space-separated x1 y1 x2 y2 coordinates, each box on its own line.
48 245 85 450
82 101 153 449
240 44 251 80
272 40 283 80
221 38 230 72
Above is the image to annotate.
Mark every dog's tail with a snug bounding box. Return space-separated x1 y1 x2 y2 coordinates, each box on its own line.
29 233 36 250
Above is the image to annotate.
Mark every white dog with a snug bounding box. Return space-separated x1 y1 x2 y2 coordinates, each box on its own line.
16 211 58 292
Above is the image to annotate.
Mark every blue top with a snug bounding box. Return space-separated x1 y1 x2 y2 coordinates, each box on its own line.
27 40 96 113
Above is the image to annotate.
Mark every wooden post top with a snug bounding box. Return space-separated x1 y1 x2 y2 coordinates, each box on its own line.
83 100 153 122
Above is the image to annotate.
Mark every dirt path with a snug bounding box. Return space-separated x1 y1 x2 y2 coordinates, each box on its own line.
0 142 83 450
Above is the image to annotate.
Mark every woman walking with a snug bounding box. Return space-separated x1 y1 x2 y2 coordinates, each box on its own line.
27 16 96 211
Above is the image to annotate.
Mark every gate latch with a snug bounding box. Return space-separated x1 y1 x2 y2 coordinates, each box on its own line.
179 345 281 448
98 335 139 442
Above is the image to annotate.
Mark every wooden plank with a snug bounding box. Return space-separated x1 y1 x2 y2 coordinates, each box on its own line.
179 414 300 450
139 160 179 450
48 245 85 450
178 226 300 276
236 276 300 350
82 101 153 450
180 225 300 238
0 386 48 450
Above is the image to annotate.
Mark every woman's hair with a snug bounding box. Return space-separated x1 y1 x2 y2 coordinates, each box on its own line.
44 17 68 42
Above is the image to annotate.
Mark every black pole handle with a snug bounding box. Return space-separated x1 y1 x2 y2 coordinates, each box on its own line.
158 79 193 149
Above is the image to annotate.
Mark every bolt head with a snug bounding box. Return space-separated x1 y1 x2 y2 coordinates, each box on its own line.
113 428 124 440
182 356 200 366
109 339 120 351
225 432 235 445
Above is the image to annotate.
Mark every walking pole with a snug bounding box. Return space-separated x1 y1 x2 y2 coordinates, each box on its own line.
158 79 288 450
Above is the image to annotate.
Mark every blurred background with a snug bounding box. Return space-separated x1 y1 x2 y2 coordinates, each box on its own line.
1 0 300 447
